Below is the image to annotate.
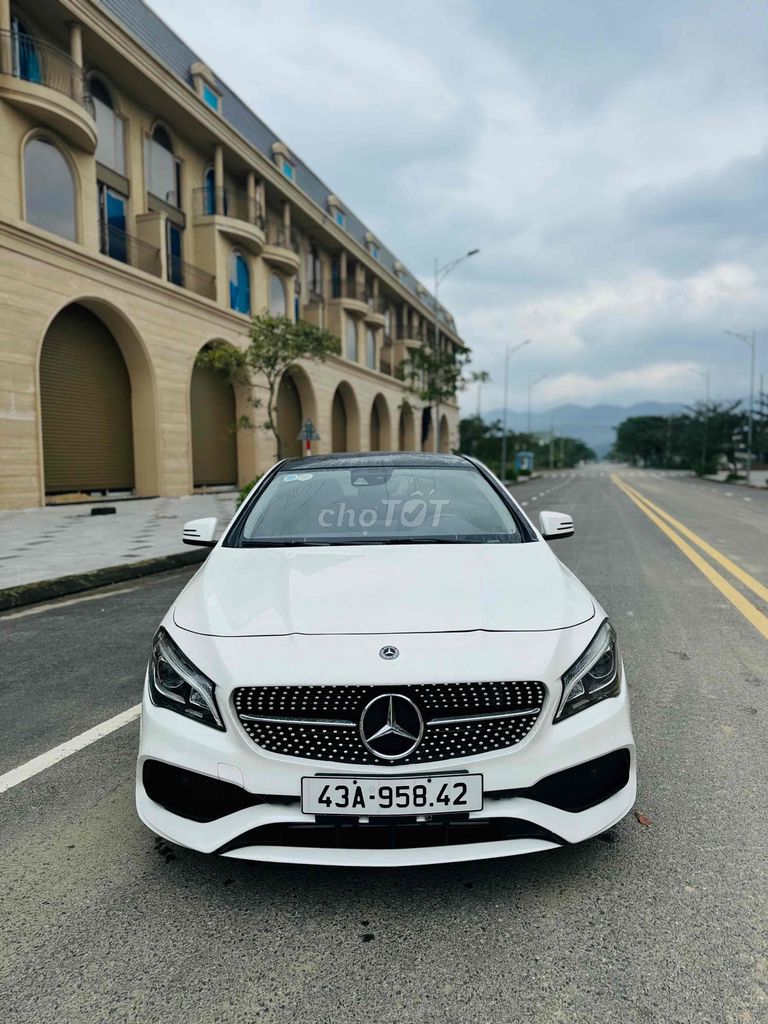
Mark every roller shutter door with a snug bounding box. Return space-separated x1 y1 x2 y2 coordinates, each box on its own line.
191 364 238 486
40 305 134 494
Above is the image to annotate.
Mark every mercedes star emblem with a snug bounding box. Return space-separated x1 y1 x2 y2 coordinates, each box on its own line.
359 693 424 760
379 645 399 661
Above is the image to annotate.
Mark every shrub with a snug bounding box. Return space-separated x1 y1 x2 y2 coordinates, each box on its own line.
237 476 261 507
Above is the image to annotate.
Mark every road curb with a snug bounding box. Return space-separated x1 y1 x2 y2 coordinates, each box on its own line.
0 549 208 612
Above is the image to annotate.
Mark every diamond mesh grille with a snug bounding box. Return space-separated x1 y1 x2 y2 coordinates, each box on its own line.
232 681 545 765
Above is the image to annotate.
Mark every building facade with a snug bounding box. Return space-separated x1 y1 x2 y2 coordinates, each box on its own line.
0 0 464 510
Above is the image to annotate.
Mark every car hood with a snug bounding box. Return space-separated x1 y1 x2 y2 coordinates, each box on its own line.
173 543 595 637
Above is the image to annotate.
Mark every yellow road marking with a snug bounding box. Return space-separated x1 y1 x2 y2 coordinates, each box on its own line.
611 474 768 641
616 476 768 605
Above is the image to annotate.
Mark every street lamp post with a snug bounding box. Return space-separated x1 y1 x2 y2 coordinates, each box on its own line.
500 339 531 483
724 330 757 483
431 248 479 450
527 373 547 434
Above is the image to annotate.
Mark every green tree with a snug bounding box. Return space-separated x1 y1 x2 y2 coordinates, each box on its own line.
196 313 339 459
401 344 487 448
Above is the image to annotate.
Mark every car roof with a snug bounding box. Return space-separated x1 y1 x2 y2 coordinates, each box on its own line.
278 452 471 471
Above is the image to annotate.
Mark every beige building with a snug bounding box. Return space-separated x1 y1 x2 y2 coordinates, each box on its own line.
0 0 465 511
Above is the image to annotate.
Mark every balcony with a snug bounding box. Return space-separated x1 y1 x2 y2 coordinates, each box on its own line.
167 254 216 300
192 186 265 254
99 223 162 278
364 294 387 327
0 31 96 152
301 289 325 329
262 223 300 272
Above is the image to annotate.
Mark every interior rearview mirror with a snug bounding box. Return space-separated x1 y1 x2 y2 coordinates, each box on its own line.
182 517 218 548
539 510 574 541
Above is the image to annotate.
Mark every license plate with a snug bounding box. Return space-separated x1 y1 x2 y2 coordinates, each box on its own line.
301 773 483 817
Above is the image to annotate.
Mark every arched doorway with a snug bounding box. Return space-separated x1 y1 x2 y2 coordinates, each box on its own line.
277 372 303 458
398 403 415 451
369 394 391 451
331 382 360 452
439 414 450 453
190 347 238 487
40 304 134 495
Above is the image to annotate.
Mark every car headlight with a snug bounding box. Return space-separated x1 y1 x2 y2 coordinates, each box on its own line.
148 628 224 730
554 620 621 722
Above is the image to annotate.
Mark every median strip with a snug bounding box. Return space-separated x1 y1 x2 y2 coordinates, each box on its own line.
611 474 768 641
0 705 141 795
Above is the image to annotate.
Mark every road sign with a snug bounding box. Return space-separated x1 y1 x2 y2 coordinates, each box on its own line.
297 419 320 455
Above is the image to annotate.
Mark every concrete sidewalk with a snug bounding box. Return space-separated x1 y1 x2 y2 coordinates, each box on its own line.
0 492 238 590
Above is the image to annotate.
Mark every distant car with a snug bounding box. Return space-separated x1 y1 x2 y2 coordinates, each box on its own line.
136 452 636 866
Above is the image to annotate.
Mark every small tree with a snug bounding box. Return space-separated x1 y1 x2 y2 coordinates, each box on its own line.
196 313 339 458
401 343 488 449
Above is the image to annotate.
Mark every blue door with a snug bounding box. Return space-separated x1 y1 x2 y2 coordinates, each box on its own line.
12 19 41 84
167 223 183 285
102 188 127 263
203 167 215 215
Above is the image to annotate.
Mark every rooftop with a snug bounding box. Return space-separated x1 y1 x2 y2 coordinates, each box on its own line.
98 0 452 323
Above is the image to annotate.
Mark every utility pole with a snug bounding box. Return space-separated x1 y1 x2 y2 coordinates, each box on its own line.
724 330 756 482
500 339 532 483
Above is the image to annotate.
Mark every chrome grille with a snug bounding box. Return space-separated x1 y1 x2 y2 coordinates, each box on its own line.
232 681 546 765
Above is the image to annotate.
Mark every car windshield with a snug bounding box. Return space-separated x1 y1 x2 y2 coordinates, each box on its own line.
237 465 522 546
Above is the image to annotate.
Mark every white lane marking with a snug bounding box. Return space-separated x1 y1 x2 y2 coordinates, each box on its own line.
1 585 140 621
0 704 141 795
521 501 528 506
725 491 733 497
744 497 752 502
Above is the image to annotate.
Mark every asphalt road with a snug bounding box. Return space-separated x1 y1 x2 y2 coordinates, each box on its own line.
1 468 766 1024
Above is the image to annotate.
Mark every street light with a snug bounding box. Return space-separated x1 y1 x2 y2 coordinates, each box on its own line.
724 330 756 482
500 339 532 483
527 373 547 434
433 248 479 350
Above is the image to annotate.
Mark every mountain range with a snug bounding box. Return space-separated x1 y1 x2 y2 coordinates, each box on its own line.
478 401 685 457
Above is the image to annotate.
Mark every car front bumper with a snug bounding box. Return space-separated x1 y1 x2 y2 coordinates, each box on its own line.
136 668 636 867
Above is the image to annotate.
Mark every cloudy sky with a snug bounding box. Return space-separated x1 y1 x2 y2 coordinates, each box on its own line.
151 0 768 414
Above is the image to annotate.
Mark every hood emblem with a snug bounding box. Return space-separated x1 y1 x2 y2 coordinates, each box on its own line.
359 693 424 761
379 645 399 661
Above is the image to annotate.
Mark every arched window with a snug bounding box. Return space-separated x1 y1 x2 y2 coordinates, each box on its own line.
145 123 179 205
366 328 376 369
91 77 125 174
345 316 357 361
229 251 251 315
24 137 76 241
269 273 287 316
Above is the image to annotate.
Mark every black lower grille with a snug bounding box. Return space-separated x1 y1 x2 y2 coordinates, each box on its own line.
232 681 546 765
217 817 564 853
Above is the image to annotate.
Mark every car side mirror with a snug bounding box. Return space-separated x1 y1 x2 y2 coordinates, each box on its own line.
182 517 218 548
539 510 574 541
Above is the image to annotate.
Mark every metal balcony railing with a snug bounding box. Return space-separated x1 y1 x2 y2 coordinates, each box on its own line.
306 289 324 305
192 186 265 227
331 279 368 302
366 295 387 315
265 223 299 252
99 223 162 278
0 30 94 115
167 254 216 300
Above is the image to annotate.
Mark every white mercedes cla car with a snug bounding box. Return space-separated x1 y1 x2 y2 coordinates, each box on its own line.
136 452 636 866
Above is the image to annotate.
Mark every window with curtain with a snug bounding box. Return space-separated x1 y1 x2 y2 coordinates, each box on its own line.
269 273 287 316
345 316 357 361
145 124 179 205
24 137 76 241
366 328 376 369
229 251 251 314
91 78 125 175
